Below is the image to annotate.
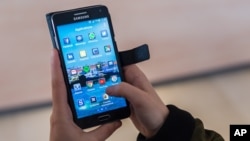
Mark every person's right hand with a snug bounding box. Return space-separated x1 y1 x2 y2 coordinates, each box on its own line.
106 65 169 139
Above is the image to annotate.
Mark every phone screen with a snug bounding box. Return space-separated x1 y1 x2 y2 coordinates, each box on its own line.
56 17 127 119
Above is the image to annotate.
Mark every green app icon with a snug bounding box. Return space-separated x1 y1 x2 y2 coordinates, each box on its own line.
83 66 90 73
88 32 96 40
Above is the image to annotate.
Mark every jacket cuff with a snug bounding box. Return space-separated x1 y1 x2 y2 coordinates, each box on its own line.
137 105 195 141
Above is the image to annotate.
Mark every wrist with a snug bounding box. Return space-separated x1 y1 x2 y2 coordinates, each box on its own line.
137 105 195 141
144 106 169 138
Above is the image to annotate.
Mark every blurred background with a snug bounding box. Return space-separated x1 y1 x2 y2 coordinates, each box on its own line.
0 0 250 141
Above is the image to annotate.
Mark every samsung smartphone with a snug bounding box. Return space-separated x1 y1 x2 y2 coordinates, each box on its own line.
46 5 130 129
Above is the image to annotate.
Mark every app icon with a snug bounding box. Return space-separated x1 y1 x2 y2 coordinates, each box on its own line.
79 50 87 58
108 61 114 67
99 78 106 85
70 69 77 75
96 63 102 71
70 75 78 82
73 83 82 91
67 53 74 60
76 35 83 42
104 45 111 52
83 66 90 73
63 38 71 45
103 93 109 100
92 48 99 55
88 32 96 40
78 99 84 107
86 80 94 88
101 30 108 37
90 97 97 103
111 75 118 83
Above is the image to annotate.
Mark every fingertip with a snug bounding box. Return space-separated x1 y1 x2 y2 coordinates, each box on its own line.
105 85 116 95
114 120 122 128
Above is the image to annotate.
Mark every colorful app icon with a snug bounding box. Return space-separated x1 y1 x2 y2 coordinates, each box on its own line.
104 45 111 52
101 30 108 37
86 80 94 88
63 38 71 45
88 32 96 40
70 69 77 75
73 83 82 91
76 35 83 42
79 50 87 58
70 75 78 82
103 93 109 100
92 48 99 55
83 66 90 73
78 99 84 107
99 78 106 85
90 97 97 103
67 53 74 60
111 75 118 83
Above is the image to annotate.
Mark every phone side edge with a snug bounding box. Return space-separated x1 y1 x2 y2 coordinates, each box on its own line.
46 13 57 49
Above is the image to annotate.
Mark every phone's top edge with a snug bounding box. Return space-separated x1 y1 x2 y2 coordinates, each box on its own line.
46 5 107 17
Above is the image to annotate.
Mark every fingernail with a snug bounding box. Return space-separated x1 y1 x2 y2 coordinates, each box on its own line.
106 86 115 94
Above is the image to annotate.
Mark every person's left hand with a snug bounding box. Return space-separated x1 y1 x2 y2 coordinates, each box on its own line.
50 49 122 141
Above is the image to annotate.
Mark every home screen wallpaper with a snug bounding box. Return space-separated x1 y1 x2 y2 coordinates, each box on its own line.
57 17 127 119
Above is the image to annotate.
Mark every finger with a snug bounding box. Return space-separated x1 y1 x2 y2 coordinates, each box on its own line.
106 82 147 107
88 121 122 140
123 65 157 95
51 49 71 117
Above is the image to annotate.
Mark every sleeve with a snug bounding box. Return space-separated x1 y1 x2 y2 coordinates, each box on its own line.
191 119 224 141
137 105 224 141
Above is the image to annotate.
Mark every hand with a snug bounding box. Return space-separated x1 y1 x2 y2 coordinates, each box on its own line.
106 65 169 138
50 49 121 141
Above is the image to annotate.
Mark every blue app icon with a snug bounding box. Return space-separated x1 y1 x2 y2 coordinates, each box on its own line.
92 48 99 55
90 97 97 103
67 53 74 60
63 38 71 45
76 35 83 42
73 83 82 92
78 99 84 107
101 30 108 37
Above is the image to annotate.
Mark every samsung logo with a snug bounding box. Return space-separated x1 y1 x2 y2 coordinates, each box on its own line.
73 15 89 21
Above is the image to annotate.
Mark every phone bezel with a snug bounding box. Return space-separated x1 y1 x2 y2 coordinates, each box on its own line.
48 5 130 129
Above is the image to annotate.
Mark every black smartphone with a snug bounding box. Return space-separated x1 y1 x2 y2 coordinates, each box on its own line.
46 5 130 129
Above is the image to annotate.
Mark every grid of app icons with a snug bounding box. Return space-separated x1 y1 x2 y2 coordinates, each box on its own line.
62 27 122 109
62 29 109 45
63 29 111 63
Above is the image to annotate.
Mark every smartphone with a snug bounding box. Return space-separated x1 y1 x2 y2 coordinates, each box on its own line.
46 5 130 129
